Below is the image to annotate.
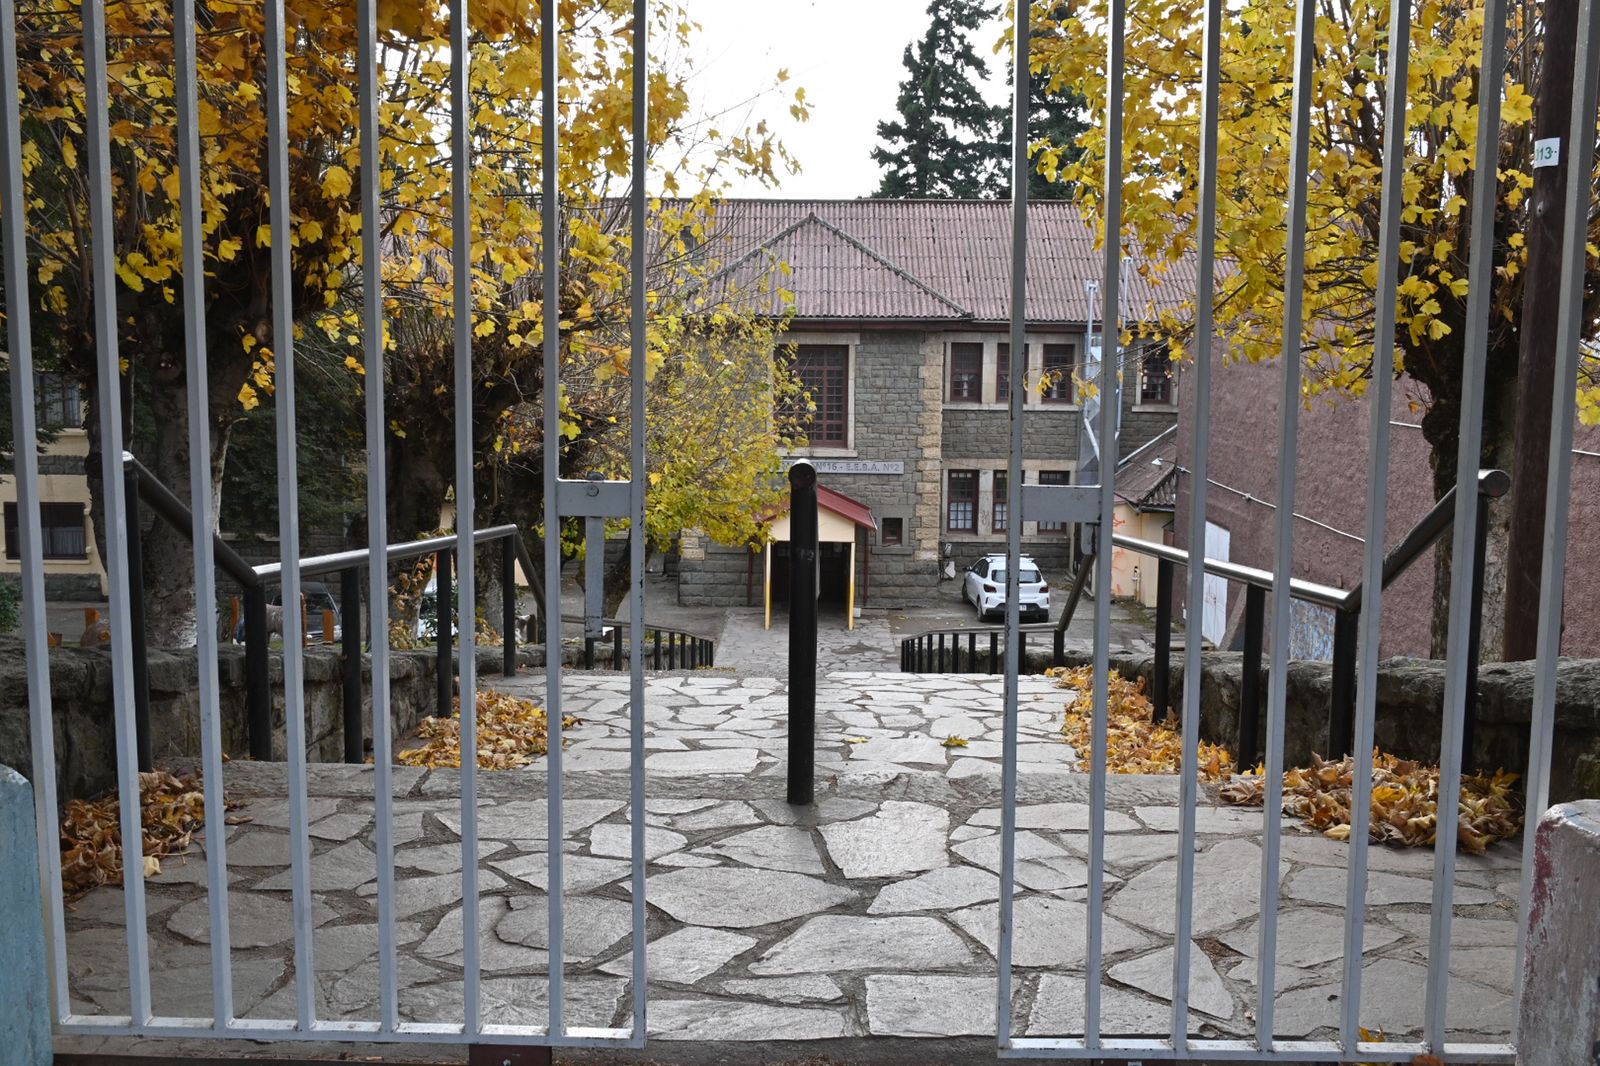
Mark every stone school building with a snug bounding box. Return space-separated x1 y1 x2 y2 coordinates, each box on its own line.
675 199 1185 612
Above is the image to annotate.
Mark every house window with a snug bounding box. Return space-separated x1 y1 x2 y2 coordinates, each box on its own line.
786 344 850 446
997 343 1011 403
946 470 977 532
948 343 982 403
5 501 88 560
1042 344 1074 403
1037 470 1071 532
1141 346 1173 405
993 470 1008 532
37 373 82 429
880 517 904 546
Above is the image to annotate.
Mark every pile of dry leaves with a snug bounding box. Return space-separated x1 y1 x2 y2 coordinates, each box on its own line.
1220 750 1523 853
398 689 579 770
59 771 233 901
1050 665 1235 780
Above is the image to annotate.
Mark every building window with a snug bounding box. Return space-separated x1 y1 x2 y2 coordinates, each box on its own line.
37 373 82 429
997 343 1011 403
1141 345 1174 405
880 517 904 546
1042 344 1074 403
993 470 1008 532
5 501 88 560
785 344 849 446
948 342 982 403
1037 470 1071 532
946 470 977 532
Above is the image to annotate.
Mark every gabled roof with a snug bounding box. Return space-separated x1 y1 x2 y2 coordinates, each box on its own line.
1115 428 1180 512
706 212 973 322
695 199 1197 325
817 483 877 531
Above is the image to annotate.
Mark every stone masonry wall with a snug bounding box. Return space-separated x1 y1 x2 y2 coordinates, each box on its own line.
1037 648 1600 805
0 638 513 802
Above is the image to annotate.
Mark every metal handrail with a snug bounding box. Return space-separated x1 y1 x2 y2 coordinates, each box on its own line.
119 453 713 764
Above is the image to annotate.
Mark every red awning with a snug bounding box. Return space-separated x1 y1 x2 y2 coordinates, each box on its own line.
816 484 877 532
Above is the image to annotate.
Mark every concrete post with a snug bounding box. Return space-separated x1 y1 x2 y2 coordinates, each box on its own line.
1520 800 1600 1066
0 765 52 1065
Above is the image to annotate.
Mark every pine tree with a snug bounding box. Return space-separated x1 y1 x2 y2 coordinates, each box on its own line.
997 6 1089 199
871 0 1006 199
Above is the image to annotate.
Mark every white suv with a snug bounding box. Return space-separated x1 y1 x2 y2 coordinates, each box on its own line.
962 554 1050 622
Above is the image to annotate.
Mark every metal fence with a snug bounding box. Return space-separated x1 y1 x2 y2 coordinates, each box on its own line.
2 0 1595 1058
986 0 1598 1059
0 0 653 1049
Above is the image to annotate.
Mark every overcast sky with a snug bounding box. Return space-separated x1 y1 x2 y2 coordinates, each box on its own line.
678 0 1011 199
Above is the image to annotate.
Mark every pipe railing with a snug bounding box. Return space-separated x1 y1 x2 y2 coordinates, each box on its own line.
118 454 713 766
901 468 1509 770
553 613 716 672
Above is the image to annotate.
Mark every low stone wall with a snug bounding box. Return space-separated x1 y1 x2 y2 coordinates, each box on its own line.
1040 648 1600 805
0 638 519 801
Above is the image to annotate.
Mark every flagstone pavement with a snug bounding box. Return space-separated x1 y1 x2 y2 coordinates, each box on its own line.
58 671 1523 1056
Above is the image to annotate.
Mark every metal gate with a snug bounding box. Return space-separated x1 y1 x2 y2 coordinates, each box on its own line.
991 0 1598 1060
0 0 652 1048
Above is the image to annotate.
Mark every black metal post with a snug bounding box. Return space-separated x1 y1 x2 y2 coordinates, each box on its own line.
436 549 452 716
938 633 946 672
502 536 517 677
124 469 153 772
968 632 977 674
1053 628 1064 667
1019 631 1027 669
1154 559 1174 718
341 567 363 764
243 584 271 760
787 461 818 806
1329 608 1359 758
584 636 596 670
613 626 624 670
653 629 661 669
1239 584 1266 769
669 632 677 670
989 632 998 674
1463 491 1490 770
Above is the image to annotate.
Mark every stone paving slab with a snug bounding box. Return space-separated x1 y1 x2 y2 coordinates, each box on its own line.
58 671 1524 1048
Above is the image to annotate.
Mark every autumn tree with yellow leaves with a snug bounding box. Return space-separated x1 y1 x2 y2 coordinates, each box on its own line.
9 0 808 643
1031 0 1600 655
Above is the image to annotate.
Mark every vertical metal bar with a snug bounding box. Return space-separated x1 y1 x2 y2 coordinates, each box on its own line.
969 631 977 673
1085 0 1124 1041
1461 491 1490 770
437 550 453 715
989 631 997 675
173 0 235 1008
1339 0 1411 1043
997 2 1029 1047
585 637 596 671
1329 608 1358 757
1153 558 1173 719
342 567 363 764
1171 0 1222 1043
1239 584 1265 768
1 0 71 1016
80 0 153 1024
123 468 153 772
938 632 946 672
1516 0 1600 1020
263 0 315 1027
449 0 481 1031
356 0 398 1025
1424 0 1508 1044
653 629 661 670
628 4 649 1039
244 586 271 759
503 536 518 676
614 623 624 670
1254 0 1318 1041
1052 628 1063 668
540 0 567 1033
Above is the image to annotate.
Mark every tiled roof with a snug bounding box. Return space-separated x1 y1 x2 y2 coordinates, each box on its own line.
1115 430 1180 512
695 199 1199 325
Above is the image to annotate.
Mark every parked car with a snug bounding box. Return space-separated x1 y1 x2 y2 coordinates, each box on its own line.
413 575 459 640
962 554 1050 622
232 581 341 642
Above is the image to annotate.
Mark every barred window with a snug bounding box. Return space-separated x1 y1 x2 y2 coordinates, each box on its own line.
947 470 977 532
783 344 850 446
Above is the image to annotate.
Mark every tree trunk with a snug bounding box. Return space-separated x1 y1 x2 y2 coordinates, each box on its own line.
1420 365 1515 661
